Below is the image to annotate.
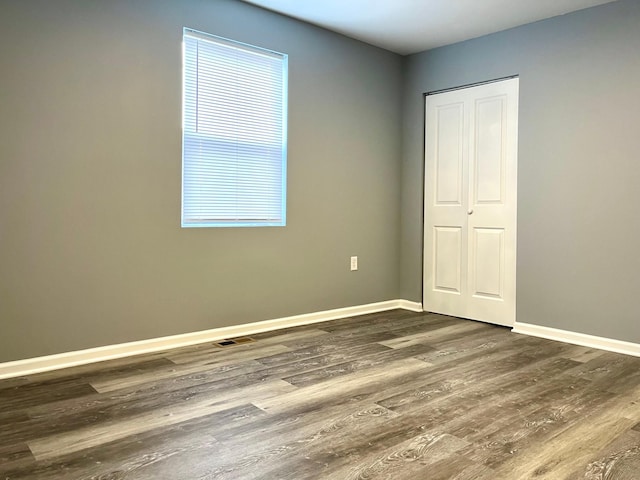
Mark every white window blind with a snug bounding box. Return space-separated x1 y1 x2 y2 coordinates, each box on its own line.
182 29 288 227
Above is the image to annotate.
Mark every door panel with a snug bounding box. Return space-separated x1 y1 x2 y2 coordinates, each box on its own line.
433 226 462 293
471 227 504 299
474 96 506 205
424 78 518 327
435 104 464 205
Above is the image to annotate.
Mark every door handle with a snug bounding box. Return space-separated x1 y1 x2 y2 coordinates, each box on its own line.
467 209 474 215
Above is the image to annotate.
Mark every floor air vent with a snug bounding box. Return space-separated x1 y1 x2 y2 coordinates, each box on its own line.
213 337 255 347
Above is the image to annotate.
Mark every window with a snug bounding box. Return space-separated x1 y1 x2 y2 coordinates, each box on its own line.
182 29 288 227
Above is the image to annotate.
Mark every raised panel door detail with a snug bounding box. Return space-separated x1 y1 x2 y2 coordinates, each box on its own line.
433 226 462 293
474 96 506 205
424 77 517 327
435 103 464 205
472 228 504 299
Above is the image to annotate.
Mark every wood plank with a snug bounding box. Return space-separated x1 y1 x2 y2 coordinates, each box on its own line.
131 403 401 480
254 331 401 367
332 432 469 480
0 443 35 474
253 358 431 414
164 340 294 365
378 319 488 349
0 379 97 411
565 428 640 479
460 385 616 470
281 343 435 388
28 379 296 461
91 344 292 393
489 383 640 479
0 404 264 480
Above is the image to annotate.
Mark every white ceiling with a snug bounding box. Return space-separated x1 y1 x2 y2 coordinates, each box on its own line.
241 0 618 55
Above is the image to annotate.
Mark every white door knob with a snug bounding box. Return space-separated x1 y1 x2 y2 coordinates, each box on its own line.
468 209 474 215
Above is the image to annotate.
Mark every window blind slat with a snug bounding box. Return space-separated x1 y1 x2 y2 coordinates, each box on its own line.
182 29 287 227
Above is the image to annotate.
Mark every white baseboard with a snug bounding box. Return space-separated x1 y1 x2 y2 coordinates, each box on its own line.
513 321 640 358
0 299 423 380
396 300 423 312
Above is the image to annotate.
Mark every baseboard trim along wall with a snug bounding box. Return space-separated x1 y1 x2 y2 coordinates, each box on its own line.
513 321 640 358
395 299 423 312
0 299 425 380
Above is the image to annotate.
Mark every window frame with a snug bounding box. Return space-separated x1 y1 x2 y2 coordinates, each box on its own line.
181 28 288 228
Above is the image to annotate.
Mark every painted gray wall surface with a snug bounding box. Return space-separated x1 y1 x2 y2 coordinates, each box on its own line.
401 0 640 342
0 0 403 362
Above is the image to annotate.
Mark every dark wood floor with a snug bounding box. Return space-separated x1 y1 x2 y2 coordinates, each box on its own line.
2 310 640 479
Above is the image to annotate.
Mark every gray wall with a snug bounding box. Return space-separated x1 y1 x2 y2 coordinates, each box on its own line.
401 0 640 342
0 0 403 362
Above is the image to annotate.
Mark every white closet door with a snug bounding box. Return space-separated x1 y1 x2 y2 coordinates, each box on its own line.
423 78 518 327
